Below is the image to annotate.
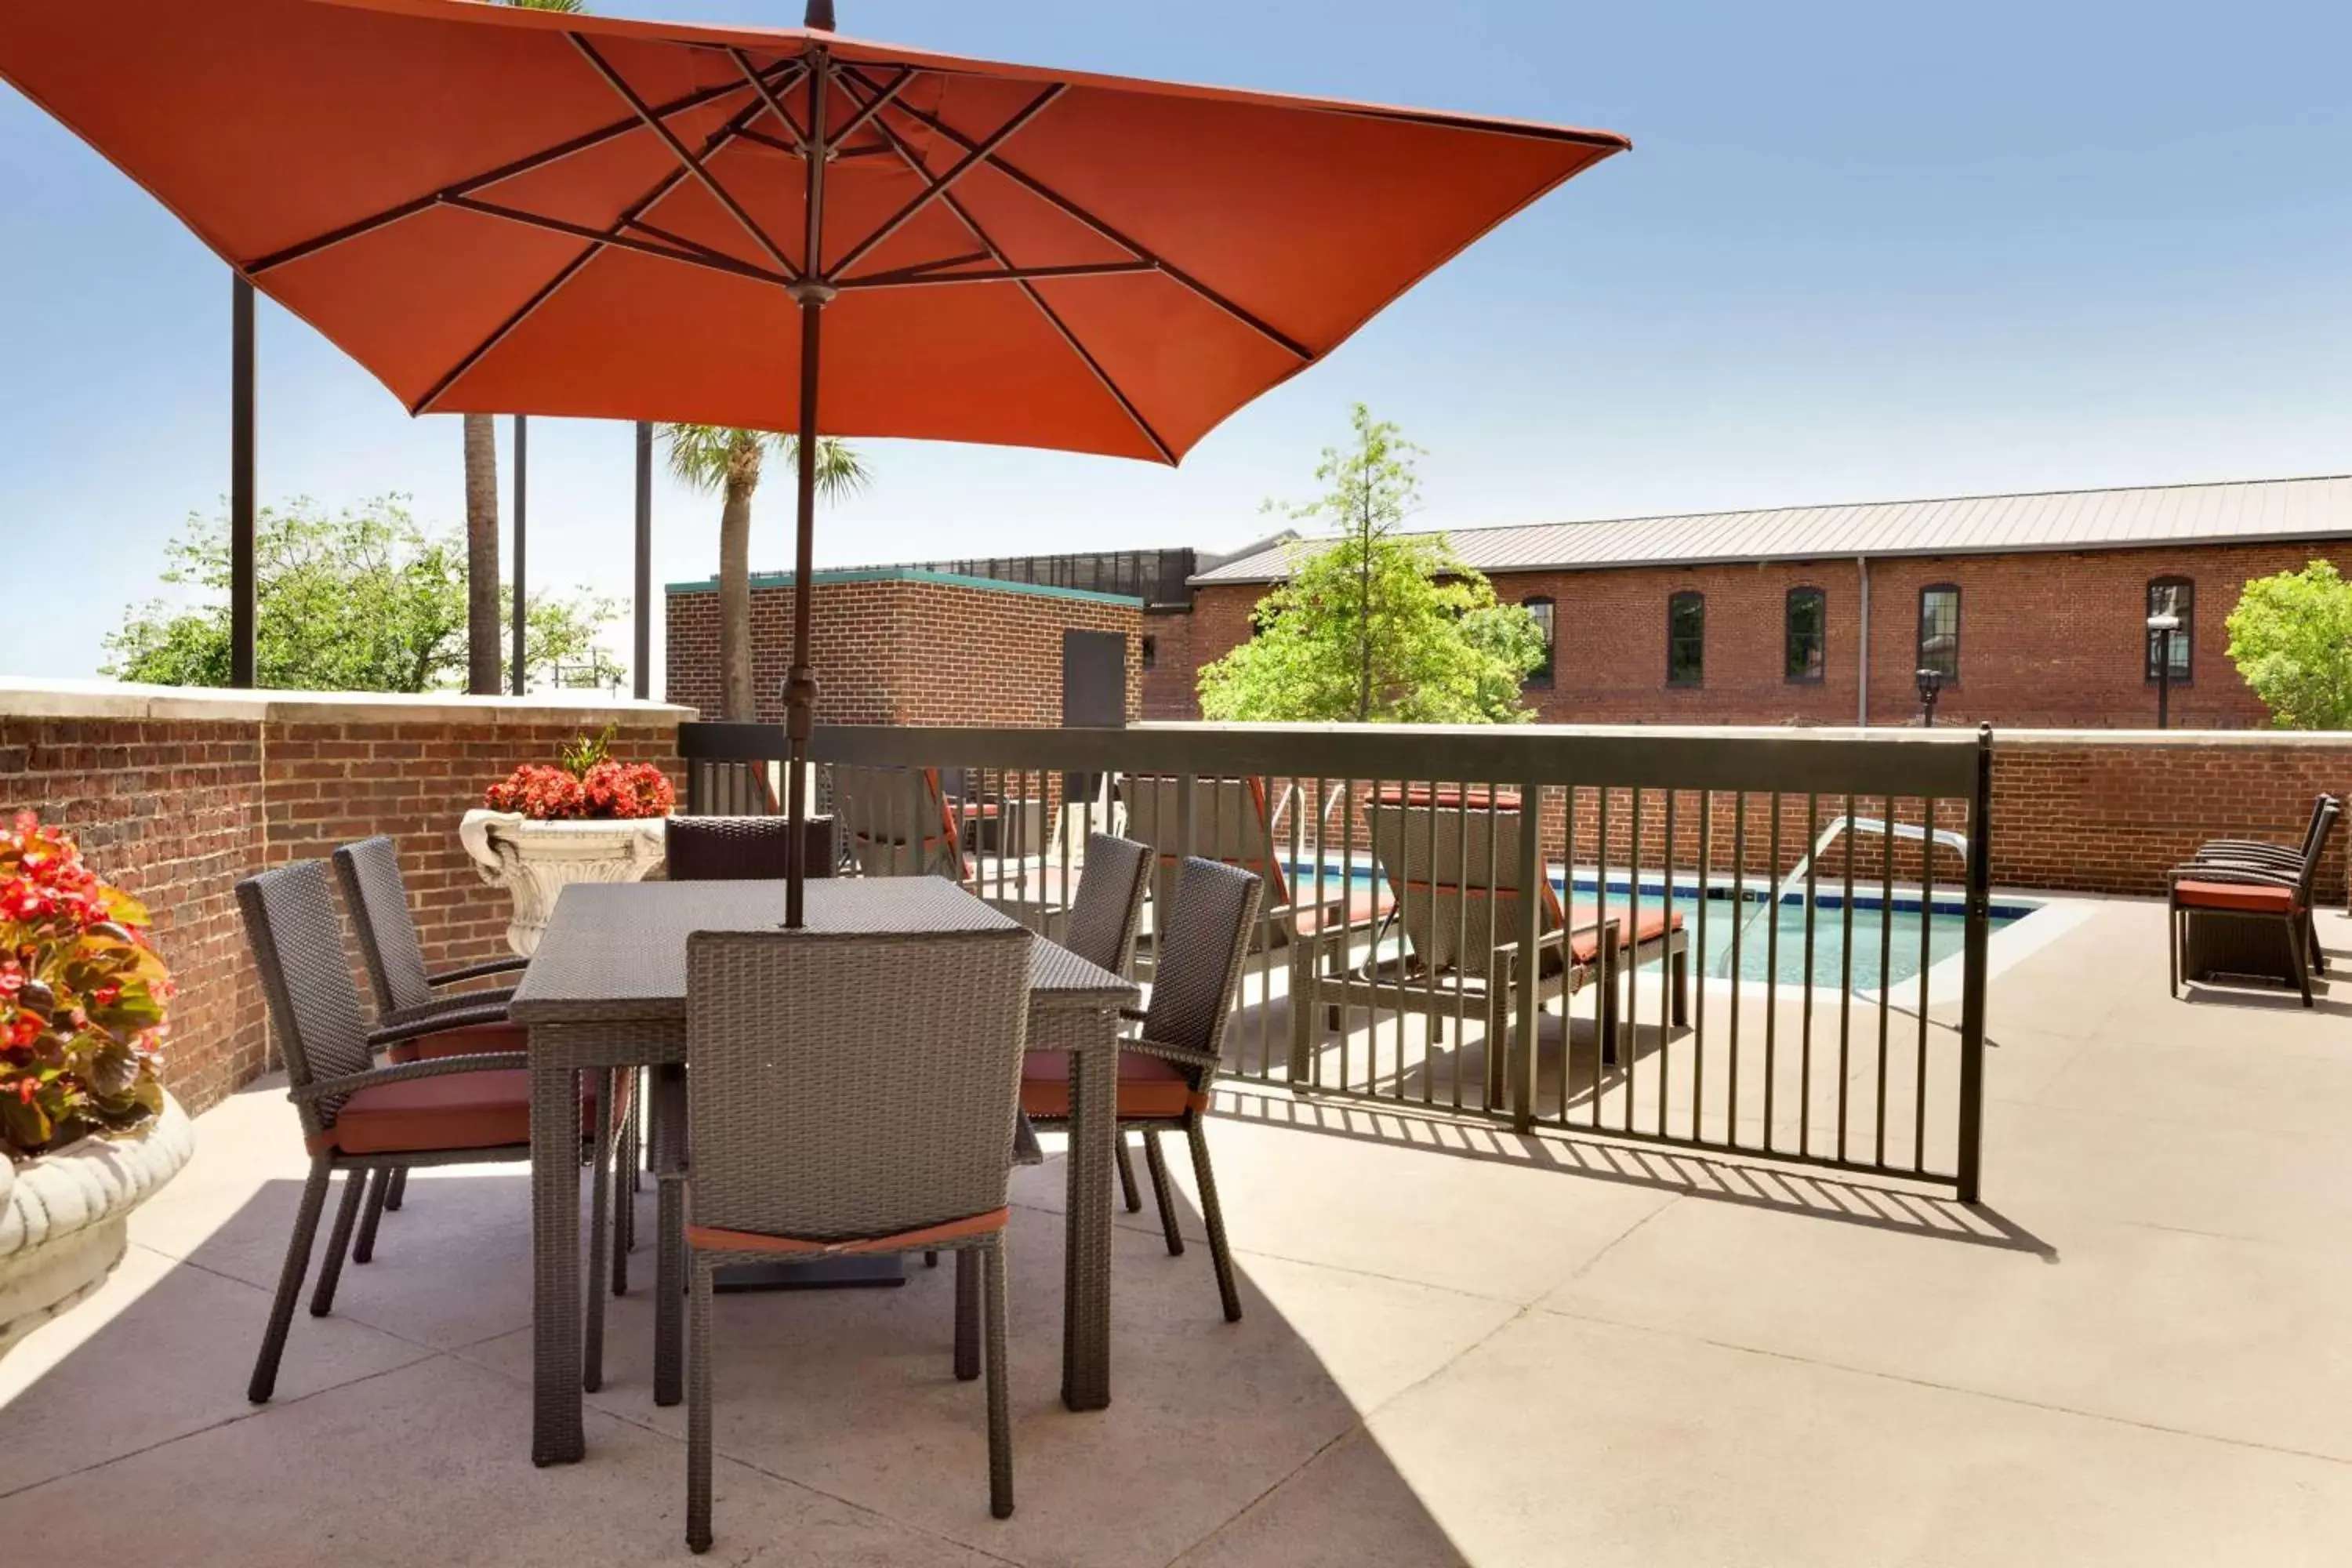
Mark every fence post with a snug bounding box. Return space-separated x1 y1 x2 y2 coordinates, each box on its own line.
1955 724 1993 1203
1513 781 1544 1133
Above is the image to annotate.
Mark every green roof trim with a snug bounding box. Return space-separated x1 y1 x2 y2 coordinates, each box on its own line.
662 567 1144 608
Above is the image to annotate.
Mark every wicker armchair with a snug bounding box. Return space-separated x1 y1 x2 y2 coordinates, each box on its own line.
236 859 622 1403
677 927 1033 1549
1022 856 1264 1322
2169 796 2340 1007
1055 834 1153 1210
666 814 838 882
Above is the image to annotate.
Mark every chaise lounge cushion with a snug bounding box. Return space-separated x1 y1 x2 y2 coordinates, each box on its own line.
1566 905 1685 966
1021 1049 1202 1120
2173 879 2299 914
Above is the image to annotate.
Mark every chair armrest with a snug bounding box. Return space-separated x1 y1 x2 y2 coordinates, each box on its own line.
1120 1036 1221 1074
291 1051 528 1105
1012 1111 1046 1167
2190 846 2306 869
1490 926 1570 964
369 998 512 1046
430 956 529 987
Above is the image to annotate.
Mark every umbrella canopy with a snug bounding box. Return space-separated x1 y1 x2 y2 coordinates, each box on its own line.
1 0 1628 918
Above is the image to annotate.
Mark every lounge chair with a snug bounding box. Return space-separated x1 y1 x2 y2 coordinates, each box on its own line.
2169 796 2340 1007
1122 775 1386 950
1294 784 1687 1088
833 764 971 881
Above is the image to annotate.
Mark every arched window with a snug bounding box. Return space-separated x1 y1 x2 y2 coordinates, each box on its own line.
1523 596 1556 688
1667 591 1704 686
1784 586 1826 683
1917 584 1960 683
2147 576 2193 684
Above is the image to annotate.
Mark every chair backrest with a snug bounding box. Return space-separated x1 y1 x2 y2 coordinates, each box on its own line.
1062 833 1152 977
331 836 434 1017
238 859 376 1143
1366 789 1563 979
2299 793 2341 864
666 815 797 882
2295 797 2343 903
1123 776 1290 910
834 765 967 881
684 926 1032 1242
1139 857 1265 1094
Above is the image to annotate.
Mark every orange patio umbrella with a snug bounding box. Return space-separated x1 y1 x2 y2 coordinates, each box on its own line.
0 0 1628 920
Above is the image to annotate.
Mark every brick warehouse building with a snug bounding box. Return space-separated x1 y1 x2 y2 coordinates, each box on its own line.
1183 474 2352 728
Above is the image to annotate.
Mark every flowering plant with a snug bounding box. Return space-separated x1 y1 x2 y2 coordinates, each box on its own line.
1 814 172 1158
483 730 675 822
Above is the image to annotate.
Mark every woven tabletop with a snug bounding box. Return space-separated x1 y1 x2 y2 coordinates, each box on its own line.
512 878 1133 1024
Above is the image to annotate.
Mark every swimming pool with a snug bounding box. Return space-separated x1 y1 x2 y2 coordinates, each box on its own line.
1285 862 2034 991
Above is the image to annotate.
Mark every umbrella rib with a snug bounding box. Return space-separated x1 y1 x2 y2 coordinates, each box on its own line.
408 85 791 416
822 85 1065 284
837 75 1177 465
570 34 804 284
244 66 798 277
841 66 1313 362
444 195 792 286
837 260 1160 290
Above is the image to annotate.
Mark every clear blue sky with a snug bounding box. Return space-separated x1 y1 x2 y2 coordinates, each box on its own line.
4 0 2348 691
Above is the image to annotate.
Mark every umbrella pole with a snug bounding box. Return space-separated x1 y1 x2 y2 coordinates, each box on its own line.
783 37 833 928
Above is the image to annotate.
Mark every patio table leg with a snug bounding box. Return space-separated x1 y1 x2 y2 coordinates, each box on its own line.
1062 1012 1115 1410
654 1062 688 1407
531 1058 585 1466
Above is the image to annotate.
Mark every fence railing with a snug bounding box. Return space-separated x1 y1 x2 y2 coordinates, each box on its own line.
677 720 1994 1199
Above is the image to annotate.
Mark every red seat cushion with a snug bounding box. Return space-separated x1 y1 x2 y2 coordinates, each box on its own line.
1368 784 1524 811
314 1024 617 1155
386 1022 526 1063
2175 879 2299 914
1566 904 1685 966
1022 1049 1202 1120
1290 887 1390 937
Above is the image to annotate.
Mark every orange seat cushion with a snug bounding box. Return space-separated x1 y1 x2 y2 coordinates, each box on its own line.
314 1022 617 1155
1566 904 1685 966
2175 879 2299 914
1368 784 1524 811
1022 1049 1203 1120
1290 887 1390 937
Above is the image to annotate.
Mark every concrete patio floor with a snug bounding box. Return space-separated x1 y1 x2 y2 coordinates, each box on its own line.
6 895 2352 1566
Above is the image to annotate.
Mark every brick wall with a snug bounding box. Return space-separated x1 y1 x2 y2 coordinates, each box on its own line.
666 571 1143 727
1182 541 2346 728
1138 606 1196 722
0 686 690 1115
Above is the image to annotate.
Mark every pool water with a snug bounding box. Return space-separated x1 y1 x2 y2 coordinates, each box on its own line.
1286 862 2031 991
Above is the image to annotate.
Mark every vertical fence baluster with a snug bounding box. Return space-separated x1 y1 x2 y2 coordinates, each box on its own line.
1876 793 1896 1170
1916 796 1936 1173
1693 791 1710 1145
1453 784 1471 1112
1559 783 1577 1127
1483 783 1502 1117
1422 781 1443 1107
1838 791 1857 1163
1513 781 1542 1134
1764 790 1781 1153
1800 790 1818 1160
1595 785 1613 1130
1625 785 1643 1136
1337 777 1354 1096
1729 792 1746 1149
1659 786 1677 1140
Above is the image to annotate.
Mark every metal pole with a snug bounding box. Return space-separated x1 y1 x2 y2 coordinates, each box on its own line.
510 414 528 695
1955 723 1994 1203
782 44 832 927
2158 626 2173 730
633 421 652 700
230 274 256 688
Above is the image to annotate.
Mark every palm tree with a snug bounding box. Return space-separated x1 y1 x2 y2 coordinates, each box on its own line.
466 0 588 695
662 427 870 720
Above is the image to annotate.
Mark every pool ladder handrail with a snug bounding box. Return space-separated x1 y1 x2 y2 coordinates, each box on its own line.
1737 815 1971 949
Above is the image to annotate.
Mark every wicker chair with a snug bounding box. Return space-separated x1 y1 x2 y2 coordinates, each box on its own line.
235 859 622 1403
329 835 535 1247
666 813 839 882
1022 856 1264 1322
677 927 1033 1549
2169 796 2341 1007
1054 835 1153 1210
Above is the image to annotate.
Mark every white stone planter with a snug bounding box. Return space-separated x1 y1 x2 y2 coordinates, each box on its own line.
0 1094 194 1358
459 810 670 956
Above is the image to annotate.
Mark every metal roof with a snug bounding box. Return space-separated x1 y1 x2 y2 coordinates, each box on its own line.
1190 474 2352 585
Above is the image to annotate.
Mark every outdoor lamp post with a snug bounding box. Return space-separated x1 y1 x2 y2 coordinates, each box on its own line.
2147 611 2180 729
1915 666 1944 726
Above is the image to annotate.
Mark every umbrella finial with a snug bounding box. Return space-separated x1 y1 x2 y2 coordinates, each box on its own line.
804 1 836 31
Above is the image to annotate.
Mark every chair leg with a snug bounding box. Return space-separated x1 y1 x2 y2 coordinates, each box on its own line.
984 1235 1014 1520
954 1247 982 1381
2167 902 2180 999
2288 918 2315 1008
1187 1118 1243 1323
308 1167 366 1319
383 1166 408 1212
251 1155 334 1403
685 1258 715 1555
1142 1129 1185 1257
1671 946 1690 1026
626 1077 644 1194
351 1167 391 1265
924 1250 938 1268
1114 1131 1142 1213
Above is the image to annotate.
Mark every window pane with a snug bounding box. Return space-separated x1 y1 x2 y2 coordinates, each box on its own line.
1785 589 1824 681
1918 586 1959 681
1668 593 1704 685
2146 579 2192 681
1523 597 1555 686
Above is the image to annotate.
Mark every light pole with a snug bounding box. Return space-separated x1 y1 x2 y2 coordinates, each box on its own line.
2147 611 2179 729
1915 666 1944 727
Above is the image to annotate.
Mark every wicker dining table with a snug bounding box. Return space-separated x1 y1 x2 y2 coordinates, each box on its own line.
510 877 1137 1468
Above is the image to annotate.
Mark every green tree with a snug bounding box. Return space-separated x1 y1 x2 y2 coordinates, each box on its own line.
463 0 590 695
1196 405 1544 724
2227 559 2352 729
659 426 869 720
103 497 622 693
